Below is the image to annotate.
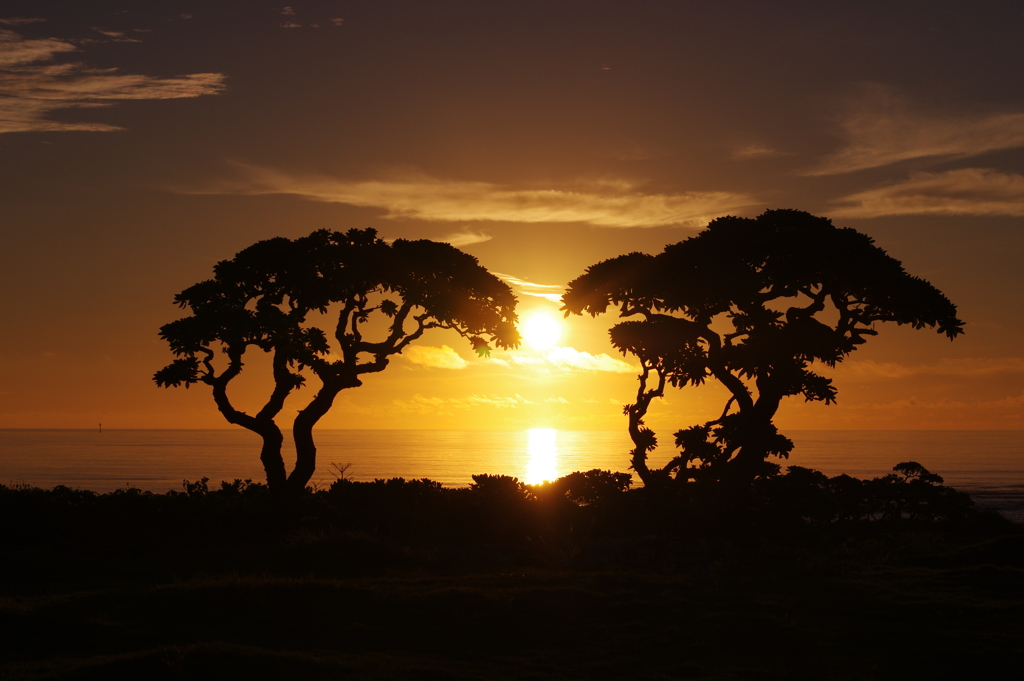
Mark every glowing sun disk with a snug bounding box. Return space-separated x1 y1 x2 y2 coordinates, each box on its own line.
521 311 562 350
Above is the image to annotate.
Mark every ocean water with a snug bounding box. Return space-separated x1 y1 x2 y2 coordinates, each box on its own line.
2 429 1023 520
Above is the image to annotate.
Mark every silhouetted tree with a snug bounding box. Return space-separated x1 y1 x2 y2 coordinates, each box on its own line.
562 210 963 488
155 229 519 495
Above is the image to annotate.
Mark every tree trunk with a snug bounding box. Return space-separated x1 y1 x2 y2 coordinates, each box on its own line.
725 404 781 487
287 375 360 494
629 447 654 487
210 377 288 494
626 406 656 488
728 442 769 487
257 424 287 493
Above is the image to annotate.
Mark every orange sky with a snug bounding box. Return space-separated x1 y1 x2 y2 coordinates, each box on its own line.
1 1 1023 433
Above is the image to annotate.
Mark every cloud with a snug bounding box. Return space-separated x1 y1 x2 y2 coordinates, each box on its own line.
0 28 225 134
396 344 631 374
489 344 636 374
0 30 77 67
394 393 536 414
188 164 759 228
280 22 301 29
466 394 535 407
438 228 492 247
91 28 139 42
732 144 779 160
400 345 468 370
811 85 1024 175
0 18 46 26
544 347 636 373
281 7 296 15
509 355 544 366
494 273 564 302
331 18 345 26
831 168 1024 218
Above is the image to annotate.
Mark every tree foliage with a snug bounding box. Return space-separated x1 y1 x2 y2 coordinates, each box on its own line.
156 228 519 494
562 210 963 487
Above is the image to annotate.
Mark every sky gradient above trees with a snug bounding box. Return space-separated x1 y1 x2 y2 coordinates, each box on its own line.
2 1 1023 437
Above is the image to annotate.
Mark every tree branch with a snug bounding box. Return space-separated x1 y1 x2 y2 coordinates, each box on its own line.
255 347 299 422
209 345 259 431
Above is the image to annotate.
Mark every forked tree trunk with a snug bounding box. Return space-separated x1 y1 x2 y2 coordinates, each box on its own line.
286 375 361 495
211 377 289 494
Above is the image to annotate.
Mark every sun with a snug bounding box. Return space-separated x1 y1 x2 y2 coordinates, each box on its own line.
520 310 563 351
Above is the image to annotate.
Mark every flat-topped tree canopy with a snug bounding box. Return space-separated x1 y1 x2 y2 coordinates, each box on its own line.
156 228 519 494
563 209 963 487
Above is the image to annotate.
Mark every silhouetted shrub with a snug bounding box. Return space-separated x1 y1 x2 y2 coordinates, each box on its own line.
530 469 632 507
866 462 973 522
749 461 973 526
470 474 533 501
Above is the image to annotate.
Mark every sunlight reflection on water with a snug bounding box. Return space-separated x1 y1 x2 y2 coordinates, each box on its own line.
525 428 559 484
3 430 1024 514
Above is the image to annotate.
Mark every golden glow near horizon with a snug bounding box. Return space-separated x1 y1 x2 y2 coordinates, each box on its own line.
520 310 563 351
3 6 1022 434
525 428 559 484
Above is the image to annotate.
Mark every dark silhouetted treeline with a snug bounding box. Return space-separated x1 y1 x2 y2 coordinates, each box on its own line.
0 462 999 572
2 464 1022 680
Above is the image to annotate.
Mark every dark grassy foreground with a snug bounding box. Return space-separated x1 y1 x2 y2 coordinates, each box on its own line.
2 467 1023 680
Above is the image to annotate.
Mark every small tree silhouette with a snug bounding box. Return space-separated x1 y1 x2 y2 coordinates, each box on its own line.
562 210 963 488
155 229 519 495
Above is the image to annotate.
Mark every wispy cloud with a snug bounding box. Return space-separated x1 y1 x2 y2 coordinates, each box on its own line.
0 30 77 67
0 28 225 134
544 347 635 373
438 228 492 247
0 18 46 26
186 164 759 228
502 346 636 373
395 393 537 414
395 337 634 374
732 144 779 160
465 394 535 407
494 273 564 302
90 28 139 42
400 345 468 370
810 86 1024 175
831 168 1024 218
397 340 635 375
